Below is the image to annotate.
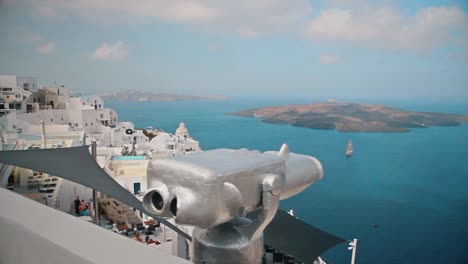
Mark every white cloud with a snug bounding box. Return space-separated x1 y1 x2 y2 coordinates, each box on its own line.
32 0 312 37
307 5 468 52
37 41 56 54
320 54 340 64
90 41 128 60
25 1 468 52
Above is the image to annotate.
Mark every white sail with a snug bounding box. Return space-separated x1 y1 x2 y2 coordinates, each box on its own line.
345 140 353 156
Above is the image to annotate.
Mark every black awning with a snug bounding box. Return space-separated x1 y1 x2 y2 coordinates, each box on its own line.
264 210 346 264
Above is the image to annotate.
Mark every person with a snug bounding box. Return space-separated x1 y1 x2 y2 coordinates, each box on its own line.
135 233 143 243
78 199 86 212
112 223 119 233
74 196 80 215
80 205 90 216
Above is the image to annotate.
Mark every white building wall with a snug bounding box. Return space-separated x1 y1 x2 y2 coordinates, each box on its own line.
81 95 104 109
0 75 18 88
45 93 70 109
16 107 123 147
17 109 86 128
111 122 136 147
82 109 106 134
0 76 37 105
68 109 84 128
0 87 21 104
54 178 93 215
114 175 146 194
0 188 191 264
95 108 117 127
0 111 17 131
15 76 38 92
67 98 84 110
87 126 112 146
16 109 67 125
23 124 70 134
116 122 134 130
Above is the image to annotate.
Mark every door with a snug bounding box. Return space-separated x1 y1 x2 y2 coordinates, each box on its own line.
133 182 141 194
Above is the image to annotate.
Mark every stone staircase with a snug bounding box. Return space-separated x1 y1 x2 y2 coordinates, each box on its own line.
100 197 142 225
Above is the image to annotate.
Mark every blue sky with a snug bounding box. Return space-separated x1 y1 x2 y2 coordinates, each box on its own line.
0 0 467 100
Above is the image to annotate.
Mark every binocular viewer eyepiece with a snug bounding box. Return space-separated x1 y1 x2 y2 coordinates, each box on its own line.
143 184 179 217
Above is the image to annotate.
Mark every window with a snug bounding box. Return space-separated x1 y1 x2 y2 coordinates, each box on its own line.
51 118 53 122
85 123 88 127
91 122 93 126
1 88 12 91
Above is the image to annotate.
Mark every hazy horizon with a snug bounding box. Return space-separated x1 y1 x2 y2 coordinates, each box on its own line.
1 0 467 100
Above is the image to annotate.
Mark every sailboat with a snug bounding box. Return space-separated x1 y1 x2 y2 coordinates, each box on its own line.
345 140 353 157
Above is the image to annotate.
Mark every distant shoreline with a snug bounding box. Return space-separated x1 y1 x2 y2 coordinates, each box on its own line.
228 102 468 133
100 90 227 102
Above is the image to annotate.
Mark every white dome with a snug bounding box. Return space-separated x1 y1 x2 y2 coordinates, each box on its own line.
175 122 189 138
149 132 173 151
150 132 171 144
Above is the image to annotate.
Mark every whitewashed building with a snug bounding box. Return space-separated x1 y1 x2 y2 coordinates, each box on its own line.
0 75 36 112
80 95 104 110
0 75 38 92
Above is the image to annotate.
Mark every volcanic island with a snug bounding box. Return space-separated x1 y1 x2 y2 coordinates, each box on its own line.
229 102 468 132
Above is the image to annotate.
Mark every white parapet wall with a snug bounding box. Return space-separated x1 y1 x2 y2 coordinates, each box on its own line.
0 187 190 264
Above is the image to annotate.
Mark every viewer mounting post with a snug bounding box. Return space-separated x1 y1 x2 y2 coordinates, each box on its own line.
91 141 100 225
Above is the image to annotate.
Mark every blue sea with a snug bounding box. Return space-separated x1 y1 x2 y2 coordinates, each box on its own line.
107 98 468 264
